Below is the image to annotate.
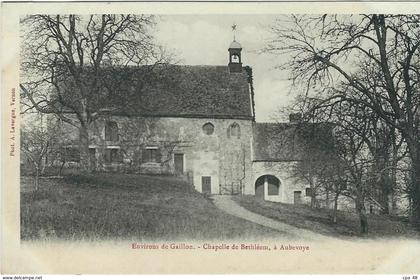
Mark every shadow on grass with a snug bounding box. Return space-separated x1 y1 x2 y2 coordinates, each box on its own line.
233 195 420 240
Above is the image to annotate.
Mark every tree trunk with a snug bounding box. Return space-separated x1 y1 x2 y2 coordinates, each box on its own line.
58 160 65 176
375 151 391 215
310 177 316 208
389 156 398 215
40 157 47 176
411 146 420 226
34 166 40 192
388 134 399 215
326 189 330 209
405 136 420 227
379 175 390 215
356 197 368 235
333 192 339 224
79 126 91 172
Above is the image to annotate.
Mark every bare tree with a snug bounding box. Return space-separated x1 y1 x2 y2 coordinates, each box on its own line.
21 115 59 191
286 89 401 233
292 120 335 208
20 15 170 172
266 14 420 225
322 163 347 224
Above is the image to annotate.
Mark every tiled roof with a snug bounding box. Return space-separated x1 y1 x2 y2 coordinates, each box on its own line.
253 122 334 161
104 65 254 119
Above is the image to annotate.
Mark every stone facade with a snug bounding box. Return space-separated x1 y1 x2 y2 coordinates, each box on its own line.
61 115 254 195
58 113 324 202
50 39 330 204
251 161 310 204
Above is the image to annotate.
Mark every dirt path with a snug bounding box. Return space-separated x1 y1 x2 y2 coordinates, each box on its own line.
212 195 335 241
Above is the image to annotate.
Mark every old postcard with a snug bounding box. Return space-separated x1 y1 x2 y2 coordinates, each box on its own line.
1 1 420 275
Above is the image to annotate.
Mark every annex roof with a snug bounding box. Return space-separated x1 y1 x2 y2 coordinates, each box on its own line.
253 122 334 161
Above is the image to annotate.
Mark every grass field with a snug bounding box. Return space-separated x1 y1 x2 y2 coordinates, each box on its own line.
233 195 420 239
21 173 278 241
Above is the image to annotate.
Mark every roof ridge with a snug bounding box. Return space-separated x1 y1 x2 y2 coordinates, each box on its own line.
255 122 291 125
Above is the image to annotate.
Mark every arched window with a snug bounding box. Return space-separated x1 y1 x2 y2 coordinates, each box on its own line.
227 123 241 139
202 122 214 135
231 54 240 63
105 121 119 141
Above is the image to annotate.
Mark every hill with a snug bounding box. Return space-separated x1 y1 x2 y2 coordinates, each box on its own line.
21 173 278 241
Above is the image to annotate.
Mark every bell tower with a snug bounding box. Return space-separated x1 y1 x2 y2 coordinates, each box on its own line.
228 24 242 73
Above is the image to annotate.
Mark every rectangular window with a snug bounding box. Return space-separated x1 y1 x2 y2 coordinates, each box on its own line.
305 188 312 197
104 148 123 163
105 121 119 142
142 147 161 163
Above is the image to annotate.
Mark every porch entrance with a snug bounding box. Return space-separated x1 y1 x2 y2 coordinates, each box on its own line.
255 175 280 199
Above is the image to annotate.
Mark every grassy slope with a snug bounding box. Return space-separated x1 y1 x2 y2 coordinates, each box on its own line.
21 174 278 241
233 195 420 239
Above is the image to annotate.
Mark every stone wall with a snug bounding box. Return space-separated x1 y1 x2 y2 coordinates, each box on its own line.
58 115 254 195
251 161 311 204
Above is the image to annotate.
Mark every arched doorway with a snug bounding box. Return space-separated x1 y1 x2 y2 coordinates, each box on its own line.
255 175 280 199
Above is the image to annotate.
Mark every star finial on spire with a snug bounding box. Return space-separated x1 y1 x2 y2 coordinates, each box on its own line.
232 23 237 40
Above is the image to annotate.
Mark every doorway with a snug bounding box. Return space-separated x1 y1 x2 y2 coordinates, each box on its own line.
202 176 211 194
174 153 184 174
294 191 302 205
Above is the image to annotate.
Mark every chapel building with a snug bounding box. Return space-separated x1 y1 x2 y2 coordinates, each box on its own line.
58 39 333 205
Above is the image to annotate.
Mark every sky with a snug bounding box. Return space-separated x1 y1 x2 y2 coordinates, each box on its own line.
154 15 295 122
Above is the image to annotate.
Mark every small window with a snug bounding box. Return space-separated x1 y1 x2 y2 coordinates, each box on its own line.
202 123 214 135
105 121 119 142
305 188 312 197
104 148 123 163
142 147 161 163
227 123 241 139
